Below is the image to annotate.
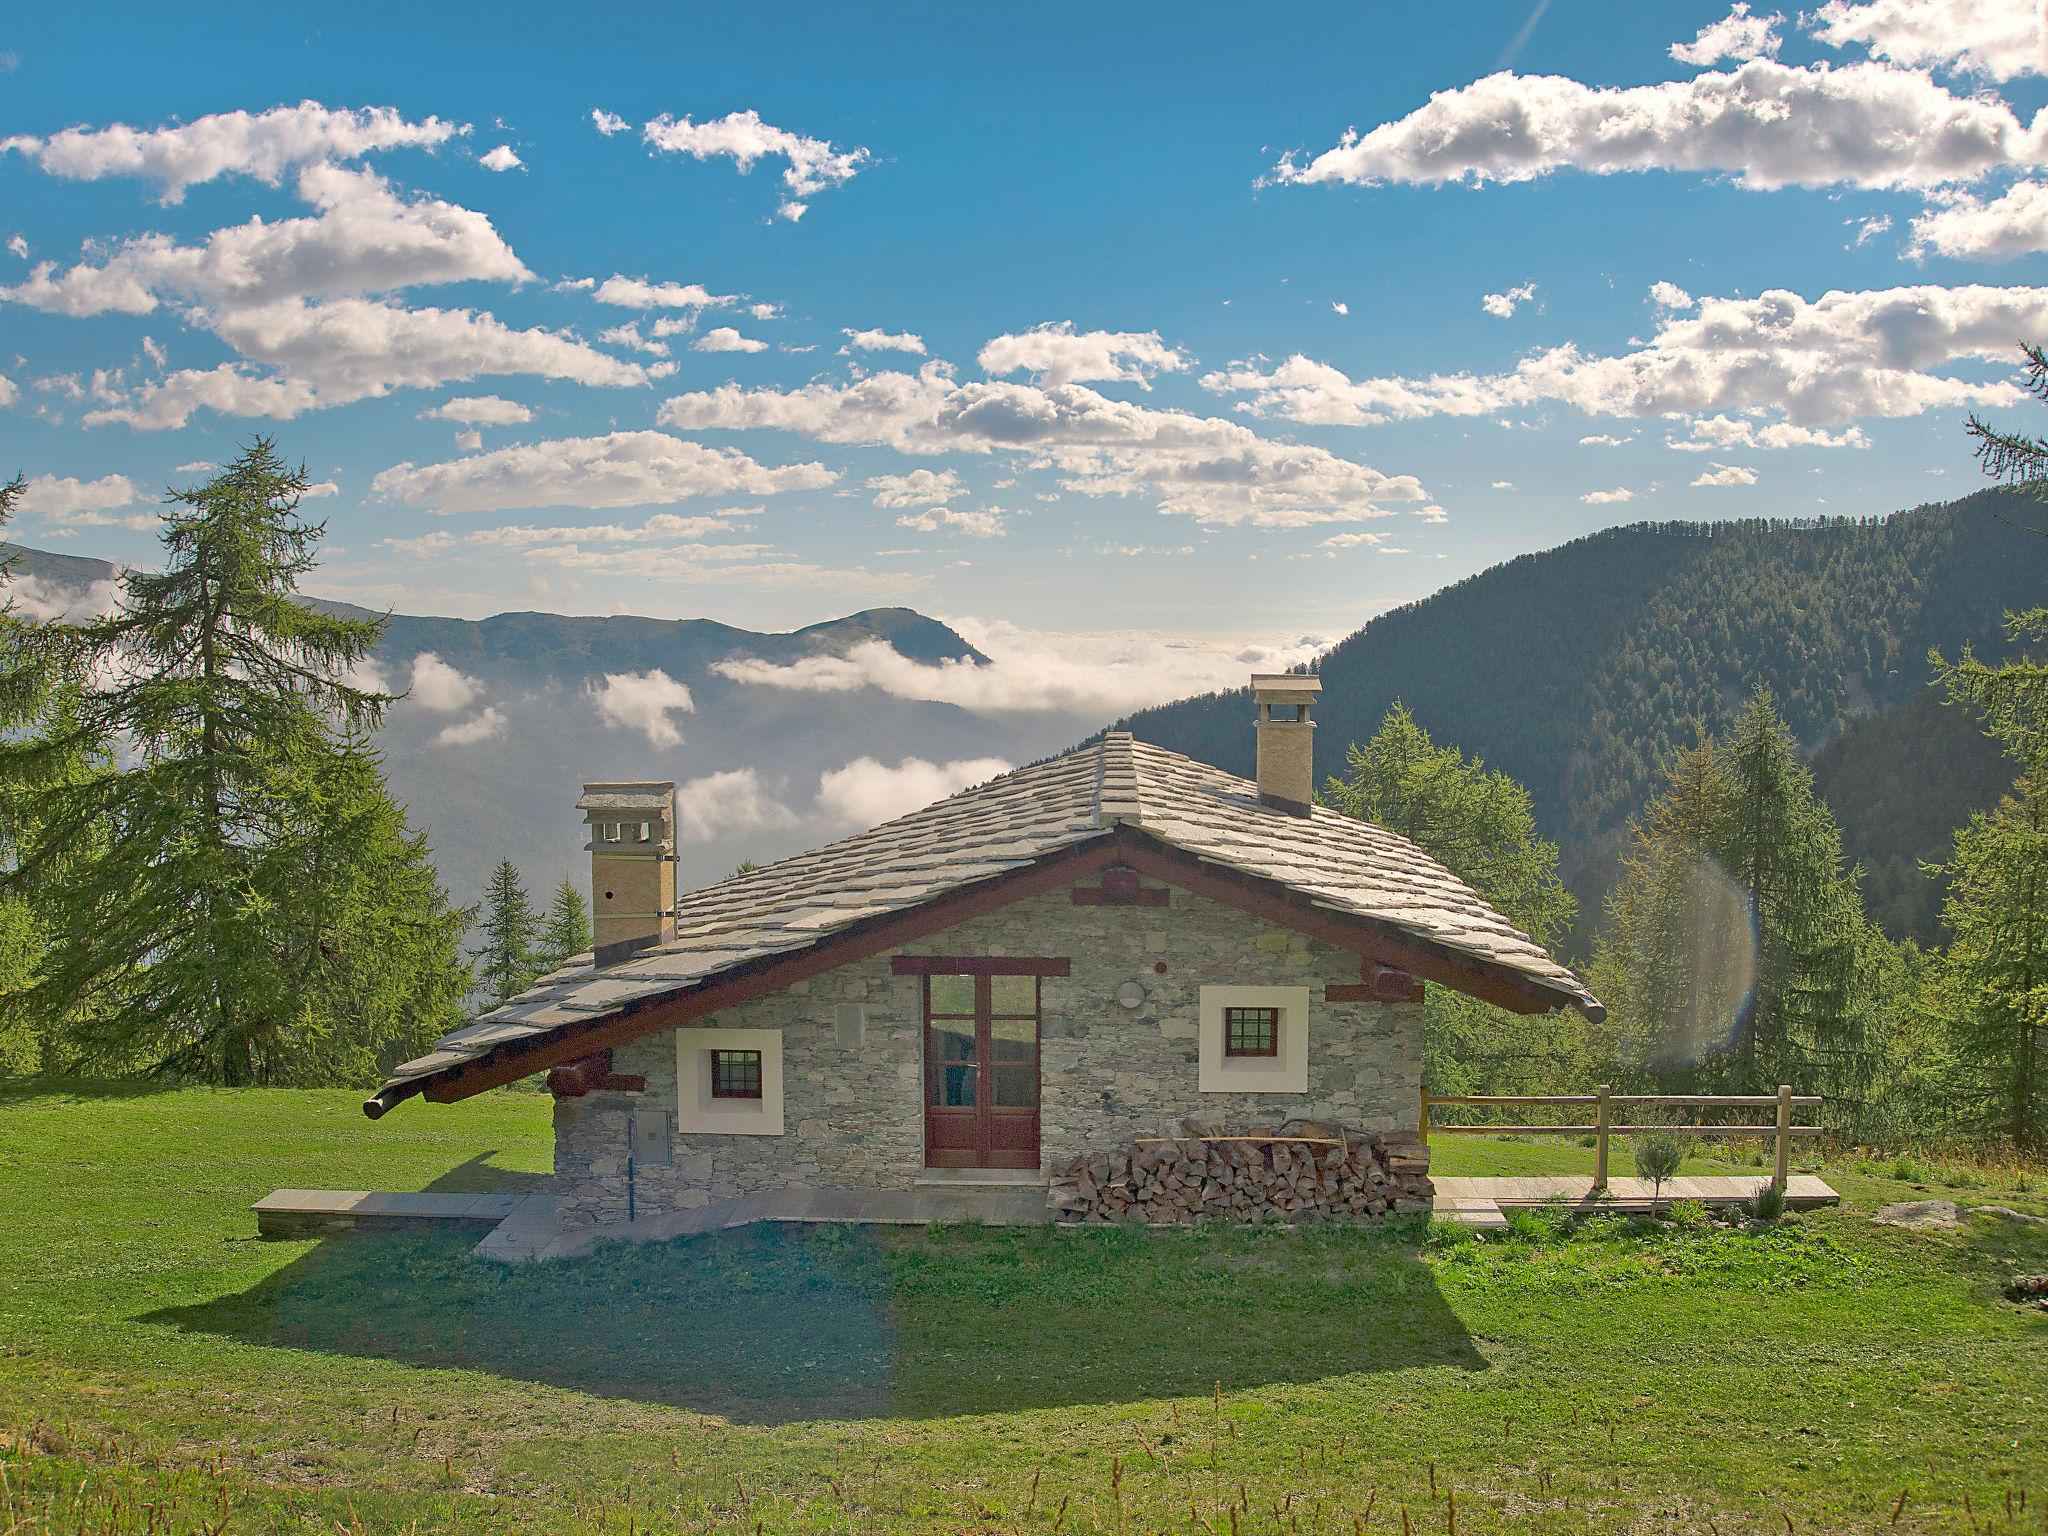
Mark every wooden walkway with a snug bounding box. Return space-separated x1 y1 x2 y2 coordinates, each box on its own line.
1432 1173 1839 1229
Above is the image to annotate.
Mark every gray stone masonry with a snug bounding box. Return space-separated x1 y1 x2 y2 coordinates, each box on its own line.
552 878 1422 1227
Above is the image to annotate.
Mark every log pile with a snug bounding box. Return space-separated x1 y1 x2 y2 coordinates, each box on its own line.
1048 1119 1432 1225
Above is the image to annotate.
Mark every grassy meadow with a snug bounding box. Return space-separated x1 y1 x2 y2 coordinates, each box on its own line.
2 1080 2044 1533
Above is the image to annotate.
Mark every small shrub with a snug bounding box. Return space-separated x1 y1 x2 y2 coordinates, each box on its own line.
1749 1182 1787 1222
1635 1132 1685 1212
1669 1199 1713 1232
1889 1158 1927 1185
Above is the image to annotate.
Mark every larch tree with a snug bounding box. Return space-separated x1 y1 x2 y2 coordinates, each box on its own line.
538 878 592 971
0 439 468 1084
1928 610 2048 1148
1322 704 1585 1093
1593 690 1874 1116
475 858 544 1008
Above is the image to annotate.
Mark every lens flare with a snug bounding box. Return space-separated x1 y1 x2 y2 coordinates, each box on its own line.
1650 853 1759 1071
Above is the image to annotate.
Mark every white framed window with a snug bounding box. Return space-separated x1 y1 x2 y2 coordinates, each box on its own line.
1197 985 1309 1093
675 1027 784 1134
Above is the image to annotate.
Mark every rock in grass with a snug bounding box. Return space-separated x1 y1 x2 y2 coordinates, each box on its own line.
1873 1199 1962 1230
1969 1205 2048 1227
2004 1274 2048 1301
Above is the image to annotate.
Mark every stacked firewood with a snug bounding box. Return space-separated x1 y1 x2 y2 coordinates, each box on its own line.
1048 1119 1432 1225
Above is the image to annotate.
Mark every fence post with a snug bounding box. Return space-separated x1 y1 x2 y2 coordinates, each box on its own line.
1593 1083 1611 1193
1773 1084 1792 1193
1418 1086 1430 1147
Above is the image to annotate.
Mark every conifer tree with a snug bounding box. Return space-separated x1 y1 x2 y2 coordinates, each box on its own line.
1593 690 1873 1111
0 439 466 1083
476 859 543 1007
538 878 592 970
1928 611 2048 1148
1323 705 1584 1091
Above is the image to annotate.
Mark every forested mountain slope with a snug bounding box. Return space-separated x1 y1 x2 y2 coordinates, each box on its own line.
1123 491 2048 932
1809 689 2016 945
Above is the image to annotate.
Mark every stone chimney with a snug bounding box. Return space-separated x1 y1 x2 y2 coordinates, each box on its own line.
1251 673 1320 815
576 781 677 966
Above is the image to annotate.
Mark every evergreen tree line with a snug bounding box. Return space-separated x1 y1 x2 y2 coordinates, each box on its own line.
0 442 589 1084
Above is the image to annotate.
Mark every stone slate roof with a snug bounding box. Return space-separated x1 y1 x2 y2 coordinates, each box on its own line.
377 732 1600 1100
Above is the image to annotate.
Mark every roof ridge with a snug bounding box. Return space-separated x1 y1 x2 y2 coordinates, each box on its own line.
1095 730 1142 827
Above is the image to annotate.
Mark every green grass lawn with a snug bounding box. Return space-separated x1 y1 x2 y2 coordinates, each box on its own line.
2 1081 2044 1534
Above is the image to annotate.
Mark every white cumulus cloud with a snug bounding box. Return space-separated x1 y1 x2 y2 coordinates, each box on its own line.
16 472 141 516
370 430 835 514
1671 3 1783 66
714 620 1329 718
658 363 1427 527
692 326 768 353
479 144 522 173
435 706 506 747
590 668 695 747
841 327 926 355
867 468 962 507
1 101 463 203
1582 487 1636 504
1203 282 2048 430
590 274 738 310
977 321 1190 389
673 768 798 842
1270 60 2046 192
405 652 481 713
895 506 1006 537
420 393 533 425
1481 281 1538 318
816 755 1012 829
1690 462 1761 486
1809 0 2046 81
1910 180 2048 259
641 108 870 220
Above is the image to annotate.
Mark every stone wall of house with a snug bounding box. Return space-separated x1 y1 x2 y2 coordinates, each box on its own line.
550 878 1423 1226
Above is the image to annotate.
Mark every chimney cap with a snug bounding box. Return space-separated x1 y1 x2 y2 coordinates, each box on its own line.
577 780 676 814
1250 673 1321 696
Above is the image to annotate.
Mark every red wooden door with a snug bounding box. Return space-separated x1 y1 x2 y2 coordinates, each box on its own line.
923 973 1040 1168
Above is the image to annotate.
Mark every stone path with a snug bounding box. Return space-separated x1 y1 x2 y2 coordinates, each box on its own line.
256 1169 1844 1256
1432 1173 1840 1229
252 1188 525 1238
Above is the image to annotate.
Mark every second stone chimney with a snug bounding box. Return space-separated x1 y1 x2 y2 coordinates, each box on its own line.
576 781 677 965
1251 673 1320 815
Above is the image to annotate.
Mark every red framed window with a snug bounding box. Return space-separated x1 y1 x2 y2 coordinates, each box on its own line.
1224 1006 1280 1058
709 1048 764 1099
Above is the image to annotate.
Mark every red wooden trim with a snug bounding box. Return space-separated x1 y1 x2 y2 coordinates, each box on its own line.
891 955 1071 976
414 836 1122 1106
1111 834 1566 1017
1070 886 1169 907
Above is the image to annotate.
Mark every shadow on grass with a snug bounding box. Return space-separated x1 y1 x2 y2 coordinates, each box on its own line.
148 1217 1482 1424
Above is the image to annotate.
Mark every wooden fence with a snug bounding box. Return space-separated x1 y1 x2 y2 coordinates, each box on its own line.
1419 1084 1823 1193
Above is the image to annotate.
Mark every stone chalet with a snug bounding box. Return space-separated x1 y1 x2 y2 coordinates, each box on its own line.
365 675 1602 1247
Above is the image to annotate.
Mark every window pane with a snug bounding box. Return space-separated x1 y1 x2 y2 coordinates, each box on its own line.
710 1049 763 1098
1224 1007 1279 1057
929 974 975 1015
930 1017 976 1063
990 974 1037 1016
990 1015 1036 1063
992 1064 1036 1107
941 1063 978 1107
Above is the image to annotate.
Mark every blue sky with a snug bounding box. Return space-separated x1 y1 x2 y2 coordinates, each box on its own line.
4 0 2046 703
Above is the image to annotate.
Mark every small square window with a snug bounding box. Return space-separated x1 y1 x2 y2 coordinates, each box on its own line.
1224 1006 1280 1058
709 1049 763 1099
601 822 622 842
